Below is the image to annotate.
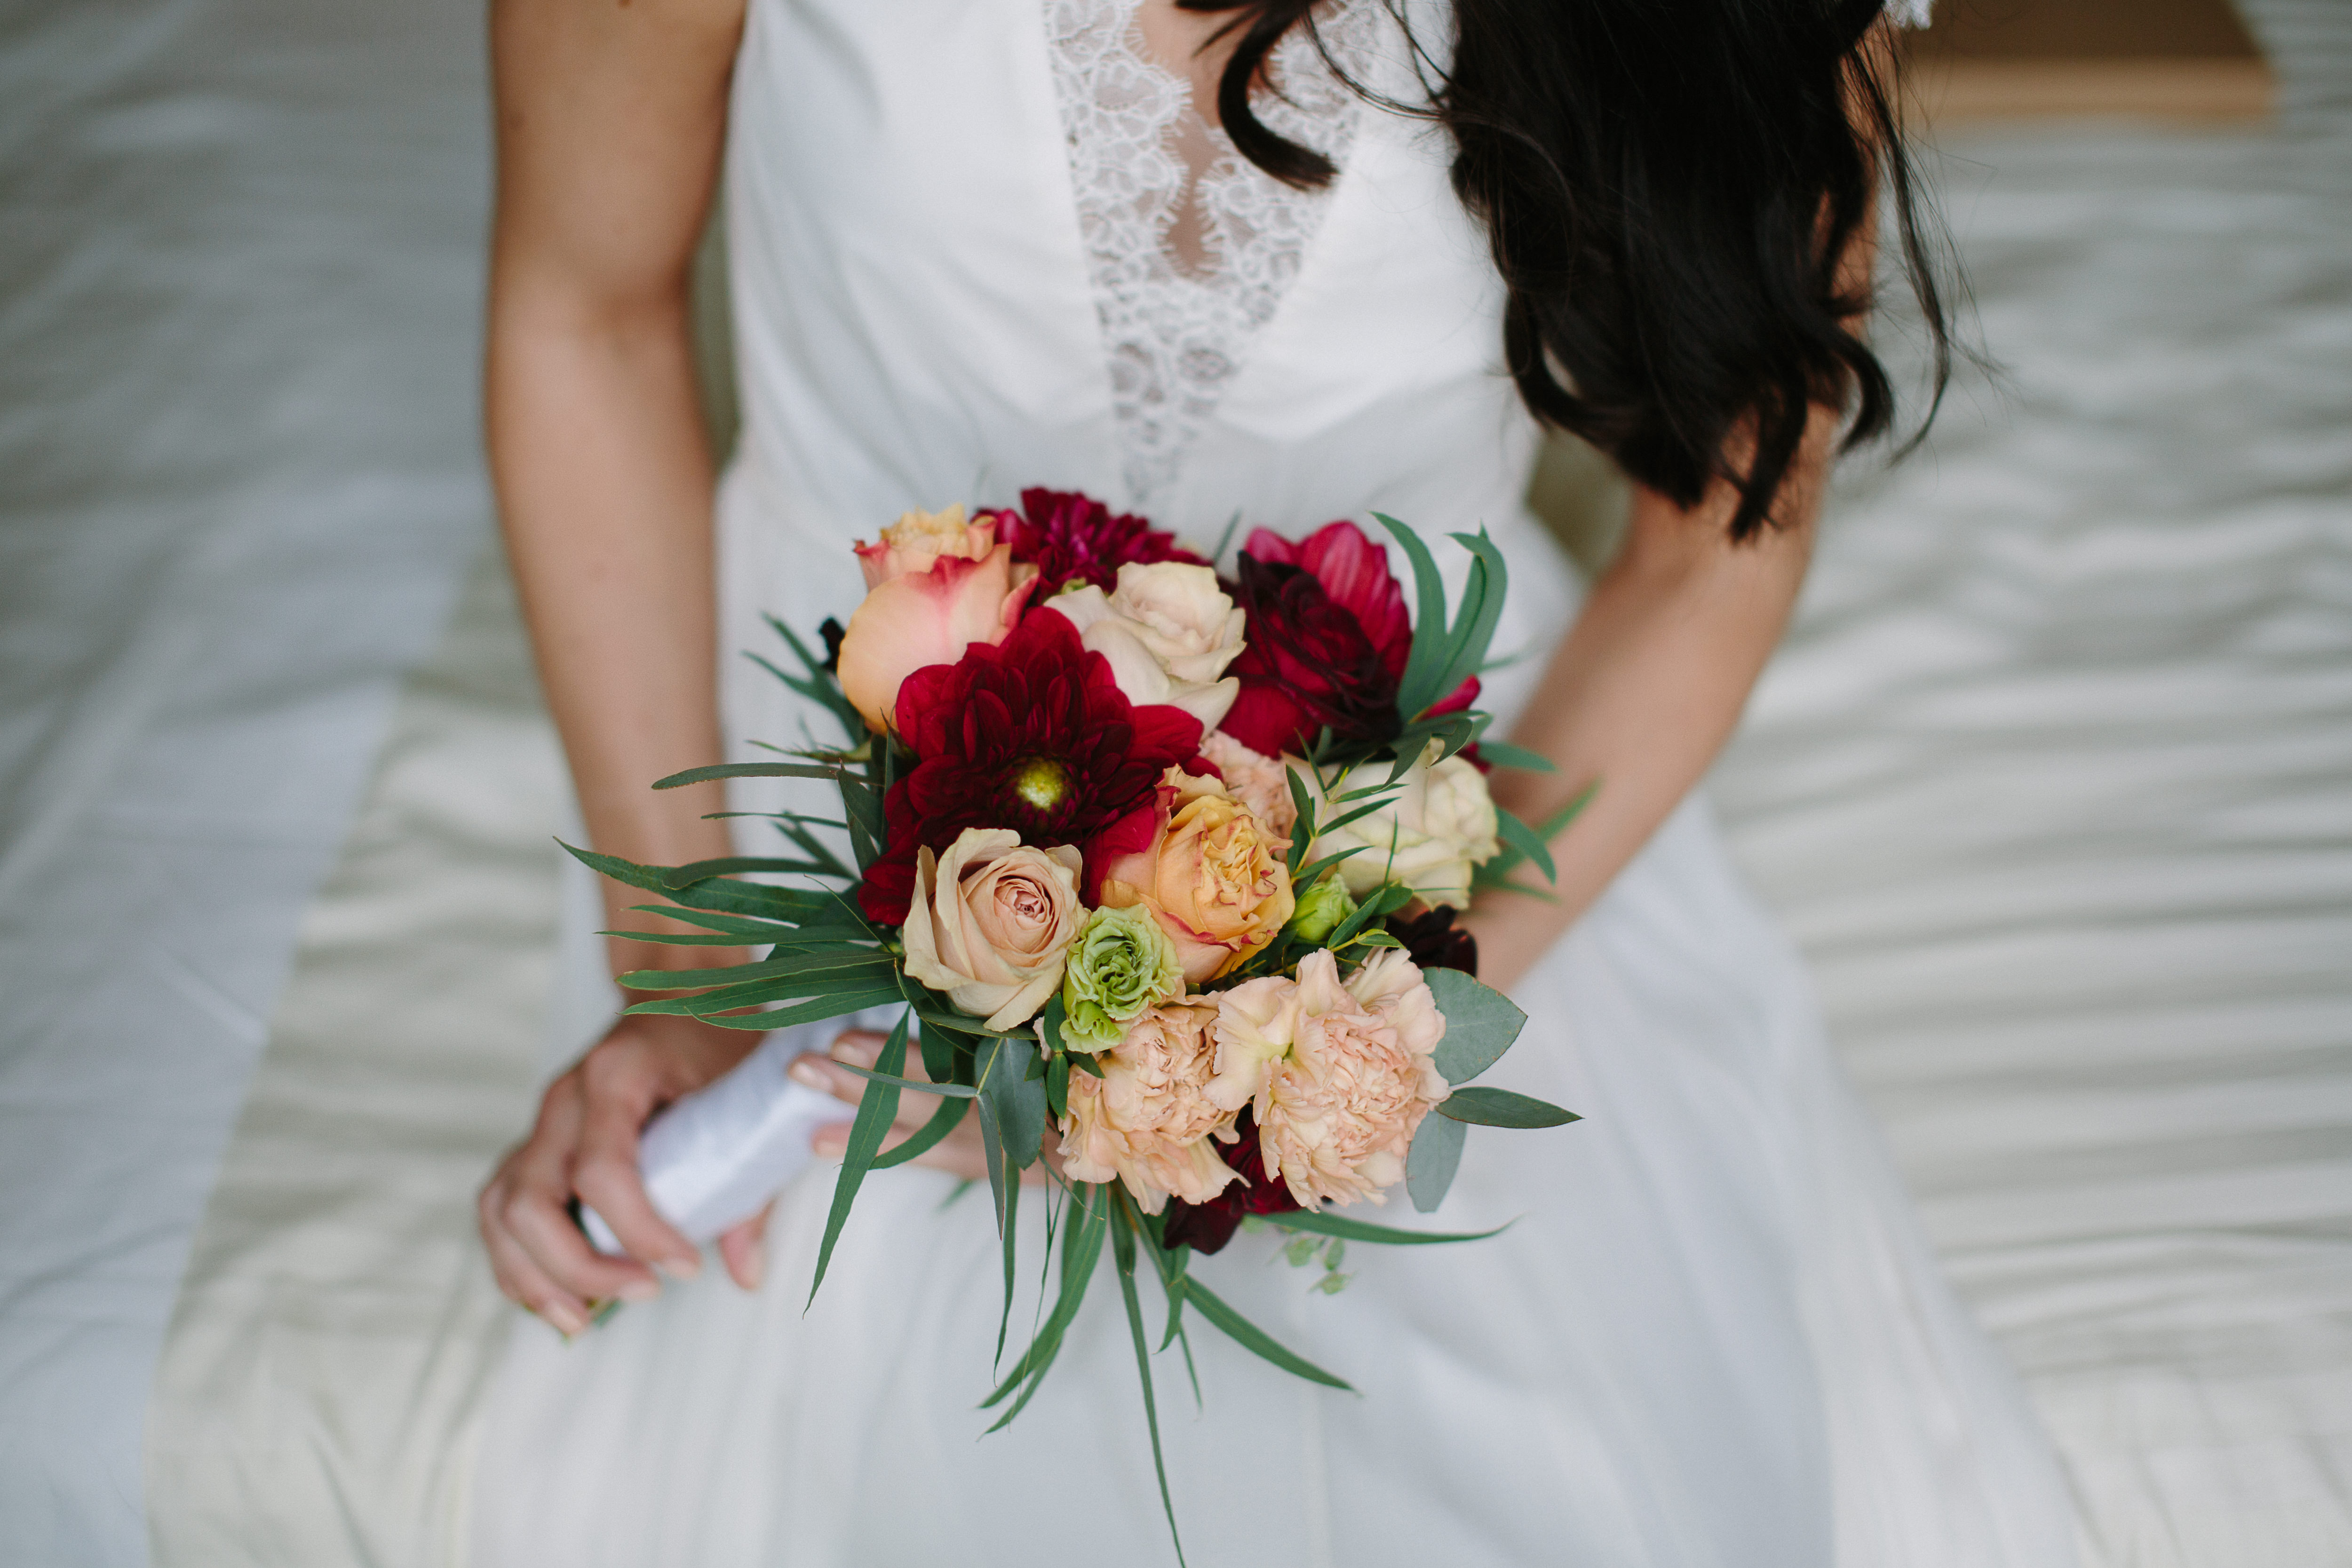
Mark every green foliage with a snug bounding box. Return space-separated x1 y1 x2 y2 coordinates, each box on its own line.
1436 1086 1582 1129
809 1010 911 1305
1424 969 1529 1084
1404 1109 1466 1213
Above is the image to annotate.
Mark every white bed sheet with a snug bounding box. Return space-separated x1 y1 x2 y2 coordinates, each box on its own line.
0 2 490 1562
1713 22 2352 1556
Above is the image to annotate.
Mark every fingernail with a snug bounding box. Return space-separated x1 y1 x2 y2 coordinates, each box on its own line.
547 1301 589 1337
617 1276 660 1304
658 1252 702 1281
789 1058 830 1089
831 1040 877 1067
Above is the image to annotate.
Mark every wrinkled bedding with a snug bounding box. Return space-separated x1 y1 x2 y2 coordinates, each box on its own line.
0 1 2345 1564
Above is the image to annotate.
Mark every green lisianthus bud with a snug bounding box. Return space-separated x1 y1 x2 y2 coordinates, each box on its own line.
1060 903 1185 1051
1285 873 1356 945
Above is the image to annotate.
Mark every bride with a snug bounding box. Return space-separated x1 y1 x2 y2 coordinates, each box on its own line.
473 0 2079 1562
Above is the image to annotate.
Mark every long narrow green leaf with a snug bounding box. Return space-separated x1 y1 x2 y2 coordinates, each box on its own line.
569 844 843 923
626 985 906 1031
972 1036 1021 1365
827 1060 977 1099
1375 513 1452 722
870 1092 971 1167
1266 1208 1510 1246
1179 1275 1353 1391
596 928 766 948
622 959 895 1011
653 761 852 789
1112 1208 1187 1567
617 905 802 939
1439 531 1512 704
658 855 846 888
1471 739 1558 774
1493 807 1560 886
808 1010 910 1305
981 1186 1109 1427
617 948 889 993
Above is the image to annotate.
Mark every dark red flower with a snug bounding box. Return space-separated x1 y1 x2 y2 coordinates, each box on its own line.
1242 522 1412 680
1160 1107 1301 1255
985 487 1206 600
1222 519 1482 757
858 611 1201 924
1386 905 1479 978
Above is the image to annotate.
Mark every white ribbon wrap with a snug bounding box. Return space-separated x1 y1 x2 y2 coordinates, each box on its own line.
579 1009 893 1255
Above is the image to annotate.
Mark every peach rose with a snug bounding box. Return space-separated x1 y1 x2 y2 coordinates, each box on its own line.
900 828 1084 1030
1098 769 1295 983
1043 562 1246 731
1057 999 1240 1213
854 503 996 589
835 541 1030 733
1198 731 1298 840
1207 948 1448 1210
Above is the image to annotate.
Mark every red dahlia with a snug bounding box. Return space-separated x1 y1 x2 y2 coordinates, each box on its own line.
858 610 1203 924
1160 1107 1301 1256
1221 520 1480 758
985 486 1206 599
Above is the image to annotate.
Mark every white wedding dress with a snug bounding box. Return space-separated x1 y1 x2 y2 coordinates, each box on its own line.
472 3 2079 1564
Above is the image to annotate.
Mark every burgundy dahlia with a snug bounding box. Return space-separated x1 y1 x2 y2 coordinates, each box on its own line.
985 486 1206 600
858 610 1202 923
1160 1107 1301 1256
1221 519 1481 757
1387 905 1479 978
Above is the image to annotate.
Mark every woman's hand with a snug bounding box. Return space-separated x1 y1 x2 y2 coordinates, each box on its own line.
478 1011 767 1335
793 1028 1064 1185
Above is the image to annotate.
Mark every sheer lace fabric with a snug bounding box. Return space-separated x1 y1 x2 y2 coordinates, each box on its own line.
1046 0 1376 506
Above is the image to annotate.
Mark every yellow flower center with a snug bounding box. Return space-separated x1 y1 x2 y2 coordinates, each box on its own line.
1009 756 1074 813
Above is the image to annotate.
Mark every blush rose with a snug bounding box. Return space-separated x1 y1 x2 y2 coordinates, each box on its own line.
900 828 1085 1030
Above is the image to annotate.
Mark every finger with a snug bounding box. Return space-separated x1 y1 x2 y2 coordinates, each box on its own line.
481 1208 593 1336
717 1201 773 1292
791 1051 930 1121
495 1088 662 1304
810 1114 1017 1184
571 1050 702 1278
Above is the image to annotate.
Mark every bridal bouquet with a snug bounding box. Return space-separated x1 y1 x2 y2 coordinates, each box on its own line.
573 489 1584 1552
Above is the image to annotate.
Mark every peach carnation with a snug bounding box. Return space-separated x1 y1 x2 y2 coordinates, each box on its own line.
1057 1000 1240 1214
1207 948 1449 1210
1198 731 1298 840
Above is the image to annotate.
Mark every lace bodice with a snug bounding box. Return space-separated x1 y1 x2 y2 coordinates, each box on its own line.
1046 0 1378 509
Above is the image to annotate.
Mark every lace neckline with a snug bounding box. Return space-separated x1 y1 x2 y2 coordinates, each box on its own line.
1045 0 1373 509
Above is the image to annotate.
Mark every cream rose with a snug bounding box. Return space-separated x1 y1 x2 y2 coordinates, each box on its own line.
1098 768 1295 983
1043 561 1246 732
900 828 1084 1030
1198 731 1299 840
1057 999 1240 1213
1207 948 1448 1210
1303 741 1500 908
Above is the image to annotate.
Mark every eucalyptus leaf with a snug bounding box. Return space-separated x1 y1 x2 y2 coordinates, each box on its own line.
1405 1106 1466 1212
1436 1086 1581 1129
1425 968 1529 1084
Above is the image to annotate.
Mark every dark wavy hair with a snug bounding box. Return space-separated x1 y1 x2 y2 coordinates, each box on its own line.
1180 0 1951 541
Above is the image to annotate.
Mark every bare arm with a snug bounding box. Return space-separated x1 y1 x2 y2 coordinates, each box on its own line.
478 0 753 1333
1461 419 1831 991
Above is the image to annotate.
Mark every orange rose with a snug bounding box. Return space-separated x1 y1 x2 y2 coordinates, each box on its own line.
835 541 1030 733
1098 769 1295 983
